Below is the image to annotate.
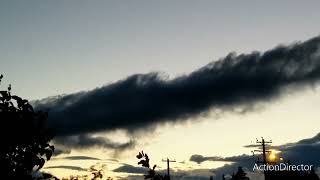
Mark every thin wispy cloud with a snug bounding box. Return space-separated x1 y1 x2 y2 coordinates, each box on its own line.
44 165 87 172
54 156 101 161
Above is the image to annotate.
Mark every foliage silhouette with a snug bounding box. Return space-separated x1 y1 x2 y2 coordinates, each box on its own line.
137 151 170 180
59 163 113 180
89 165 104 179
0 75 54 179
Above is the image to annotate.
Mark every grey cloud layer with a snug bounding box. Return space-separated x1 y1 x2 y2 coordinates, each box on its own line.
55 156 101 161
275 133 320 165
44 165 87 172
52 134 135 154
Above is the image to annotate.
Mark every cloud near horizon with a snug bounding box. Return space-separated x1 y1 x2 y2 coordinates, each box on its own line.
114 164 214 180
189 133 320 178
44 165 87 172
33 35 320 150
53 155 101 161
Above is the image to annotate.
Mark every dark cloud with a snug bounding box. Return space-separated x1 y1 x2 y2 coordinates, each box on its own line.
190 154 221 164
190 154 255 178
52 134 135 154
275 133 320 166
34 36 320 148
52 147 71 156
44 165 87 171
190 154 254 165
113 164 147 174
243 144 267 148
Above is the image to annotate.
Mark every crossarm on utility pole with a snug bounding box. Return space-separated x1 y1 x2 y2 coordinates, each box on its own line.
162 158 176 178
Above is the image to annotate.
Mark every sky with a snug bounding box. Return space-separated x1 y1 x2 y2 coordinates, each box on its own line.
1 0 320 179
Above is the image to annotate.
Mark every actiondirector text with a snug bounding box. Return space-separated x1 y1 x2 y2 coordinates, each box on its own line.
253 163 313 172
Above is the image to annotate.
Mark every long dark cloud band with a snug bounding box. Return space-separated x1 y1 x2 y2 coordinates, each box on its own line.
34 36 320 138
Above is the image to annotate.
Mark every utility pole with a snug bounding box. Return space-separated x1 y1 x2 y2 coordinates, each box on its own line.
162 158 176 179
253 137 272 164
251 137 272 180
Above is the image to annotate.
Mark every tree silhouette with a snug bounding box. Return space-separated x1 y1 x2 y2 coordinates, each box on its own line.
0 75 54 179
231 167 250 180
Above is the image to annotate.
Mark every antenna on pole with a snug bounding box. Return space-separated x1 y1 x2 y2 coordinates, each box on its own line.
162 158 176 179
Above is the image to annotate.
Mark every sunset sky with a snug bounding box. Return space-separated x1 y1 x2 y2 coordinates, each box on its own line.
1 1 320 179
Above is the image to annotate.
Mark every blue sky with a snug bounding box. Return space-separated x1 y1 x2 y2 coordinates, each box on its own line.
1 0 320 100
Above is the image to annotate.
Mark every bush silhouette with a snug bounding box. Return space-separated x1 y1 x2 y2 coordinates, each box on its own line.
0 75 54 179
